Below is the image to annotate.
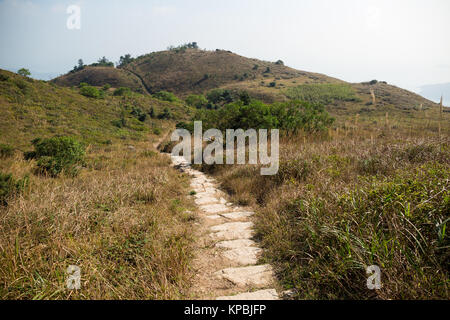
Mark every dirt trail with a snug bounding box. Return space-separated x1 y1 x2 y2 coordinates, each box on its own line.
169 155 279 300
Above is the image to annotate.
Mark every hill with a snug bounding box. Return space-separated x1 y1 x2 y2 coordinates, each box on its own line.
52 66 146 93
0 68 190 149
52 48 439 112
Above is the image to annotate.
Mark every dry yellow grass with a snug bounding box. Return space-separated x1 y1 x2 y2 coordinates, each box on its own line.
0 137 196 299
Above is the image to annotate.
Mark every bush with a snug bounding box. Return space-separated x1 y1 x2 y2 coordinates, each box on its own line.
153 128 161 135
112 118 126 128
0 144 14 158
130 107 147 122
113 87 131 96
157 107 172 120
25 137 85 177
194 99 334 133
0 172 28 206
80 85 102 99
206 89 235 105
186 94 208 109
153 91 177 102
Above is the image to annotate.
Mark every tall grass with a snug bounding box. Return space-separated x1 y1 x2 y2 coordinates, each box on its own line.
284 83 361 105
197 115 449 299
0 141 196 299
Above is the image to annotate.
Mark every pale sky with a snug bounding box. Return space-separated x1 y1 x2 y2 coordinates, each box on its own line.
0 0 449 93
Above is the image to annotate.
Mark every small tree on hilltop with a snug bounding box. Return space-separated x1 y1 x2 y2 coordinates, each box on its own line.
17 68 31 77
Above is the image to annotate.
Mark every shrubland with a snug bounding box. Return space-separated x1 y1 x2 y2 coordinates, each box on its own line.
194 101 449 299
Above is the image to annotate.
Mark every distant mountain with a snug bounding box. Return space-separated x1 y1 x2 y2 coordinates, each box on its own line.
419 83 450 107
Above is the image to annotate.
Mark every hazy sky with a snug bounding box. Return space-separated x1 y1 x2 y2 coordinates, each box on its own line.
1 0 449 93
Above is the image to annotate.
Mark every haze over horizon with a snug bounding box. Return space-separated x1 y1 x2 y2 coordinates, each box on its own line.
1 0 449 104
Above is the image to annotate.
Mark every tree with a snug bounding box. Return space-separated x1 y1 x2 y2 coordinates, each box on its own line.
118 54 134 67
17 68 31 77
78 59 84 69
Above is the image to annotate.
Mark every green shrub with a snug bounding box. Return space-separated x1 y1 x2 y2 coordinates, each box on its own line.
186 94 208 109
153 91 177 102
130 107 147 122
194 99 334 133
113 87 132 96
0 172 28 206
153 128 161 135
25 137 85 177
0 74 9 81
157 107 172 120
80 85 101 99
0 144 14 158
112 118 127 128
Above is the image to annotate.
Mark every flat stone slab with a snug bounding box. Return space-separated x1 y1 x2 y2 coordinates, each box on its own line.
216 239 256 249
222 247 262 265
221 211 254 220
201 203 232 214
215 264 274 287
210 222 254 240
210 222 253 233
205 215 223 220
216 289 279 300
194 192 217 199
195 197 220 206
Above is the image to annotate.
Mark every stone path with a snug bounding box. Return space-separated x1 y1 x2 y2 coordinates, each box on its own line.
170 155 279 300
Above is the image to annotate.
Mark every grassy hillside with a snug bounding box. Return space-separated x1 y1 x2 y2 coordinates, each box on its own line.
122 48 339 96
0 69 191 149
52 48 439 114
52 66 146 93
0 69 197 299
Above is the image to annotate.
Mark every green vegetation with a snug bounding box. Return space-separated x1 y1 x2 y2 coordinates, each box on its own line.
197 105 449 299
185 94 208 109
285 83 361 104
153 91 178 102
17 68 31 77
114 87 132 96
0 144 14 158
118 54 135 67
71 59 85 73
90 56 114 67
24 136 86 177
193 99 334 133
80 84 103 99
167 42 199 52
0 172 28 206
